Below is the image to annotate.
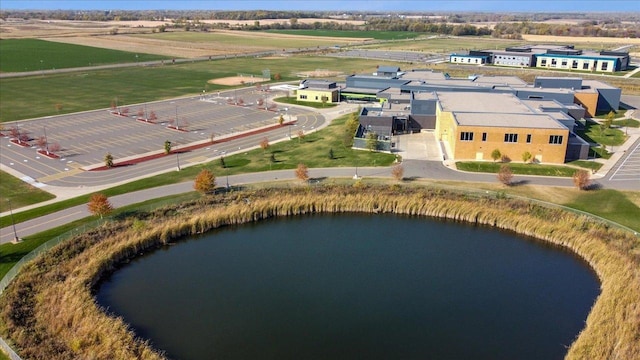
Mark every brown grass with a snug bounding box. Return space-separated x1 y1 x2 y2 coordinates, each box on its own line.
1 185 639 359
208 76 270 86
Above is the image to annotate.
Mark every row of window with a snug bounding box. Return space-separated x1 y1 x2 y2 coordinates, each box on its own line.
460 132 563 144
540 58 609 71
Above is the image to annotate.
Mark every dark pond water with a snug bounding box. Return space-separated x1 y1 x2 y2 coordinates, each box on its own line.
96 214 599 360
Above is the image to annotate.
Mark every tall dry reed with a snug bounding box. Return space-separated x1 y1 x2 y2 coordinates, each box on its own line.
0 185 638 359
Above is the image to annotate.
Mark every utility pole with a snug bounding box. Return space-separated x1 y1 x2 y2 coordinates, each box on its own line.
8 200 20 243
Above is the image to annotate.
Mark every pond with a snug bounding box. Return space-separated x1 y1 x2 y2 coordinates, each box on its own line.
97 214 599 360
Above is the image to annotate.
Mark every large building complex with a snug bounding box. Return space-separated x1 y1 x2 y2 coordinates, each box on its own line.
302 66 622 164
450 44 630 73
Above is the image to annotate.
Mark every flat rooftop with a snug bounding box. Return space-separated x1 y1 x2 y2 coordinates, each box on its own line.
454 112 567 129
437 92 533 114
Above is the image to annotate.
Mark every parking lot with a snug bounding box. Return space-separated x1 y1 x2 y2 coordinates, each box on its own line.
608 138 640 182
0 87 324 186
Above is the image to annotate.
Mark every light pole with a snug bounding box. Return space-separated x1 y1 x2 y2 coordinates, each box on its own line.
174 103 179 130
176 151 181 171
43 125 49 154
8 200 20 243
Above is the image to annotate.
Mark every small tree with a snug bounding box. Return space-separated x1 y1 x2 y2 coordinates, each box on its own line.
270 153 276 163
149 111 157 122
48 142 61 154
164 140 172 154
321 95 328 107
36 136 48 152
104 152 114 168
274 73 282 81
260 137 270 152
491 149 502 162
497 164 513 186
328 148 335 159
391 164 404 181
604 111 615 130
121 107 129 116
220 156 226 168
366 132 379 151
137 108 145 119
295 163 309 182
521 151 532 164
87 193 114 219
278 114 284 125
297 130 305 143
573 170 591 190
194 169 216 194
54 103 63 112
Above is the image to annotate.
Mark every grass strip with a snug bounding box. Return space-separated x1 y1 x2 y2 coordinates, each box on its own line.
456 161 580 177
0 170 55 213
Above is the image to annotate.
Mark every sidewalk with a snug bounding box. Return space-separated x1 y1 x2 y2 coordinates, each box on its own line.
590 110 640 179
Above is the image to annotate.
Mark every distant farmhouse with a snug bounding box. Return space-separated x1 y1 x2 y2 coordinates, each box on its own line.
303 65 622 164
450 44 630 73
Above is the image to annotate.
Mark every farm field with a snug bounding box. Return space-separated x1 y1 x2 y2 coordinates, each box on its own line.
266 29 423 40
45 30 369 58
0 39 170 73
0 56 404 122
355 36 524 52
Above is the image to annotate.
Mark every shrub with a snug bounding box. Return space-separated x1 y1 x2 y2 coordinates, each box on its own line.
87 193 114 219
522 151 532 163
295 163 309 182
491 149 502 162
497 164 513 186
573 170 591 190
104 152 114 168
391 164 404 181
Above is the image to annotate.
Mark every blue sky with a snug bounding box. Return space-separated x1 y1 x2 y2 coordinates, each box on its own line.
2 1 639 12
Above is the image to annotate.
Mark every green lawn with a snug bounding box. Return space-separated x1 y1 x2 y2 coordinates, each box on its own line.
0 170 55 213
266 29 422 40
577 121 627 146
613 119 640 128
0 56 404 122
566 189 640 232
456 161 581 177
0 39 170 73
567 160 603 171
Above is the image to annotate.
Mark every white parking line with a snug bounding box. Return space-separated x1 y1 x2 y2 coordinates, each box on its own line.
609 141 640 181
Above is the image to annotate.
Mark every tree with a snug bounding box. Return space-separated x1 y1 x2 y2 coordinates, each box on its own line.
366 132 379 151
220 156 226 168
164 140 172 154
391 164 404 181
87 193 114 219
297 130 305 143
104 152 114 168
278 114 284 125
328 148 334 159
573 170 591 190
194 169 216 194
36 136 48 153
321 95 328 107
491 149 502 162
522 151 532 164
48 142 61 154
137 108 145 119
270 153 276 163
295 163 309 182
604 111 615 130
260 137 270 152
497 164 513 186
148 111 157 122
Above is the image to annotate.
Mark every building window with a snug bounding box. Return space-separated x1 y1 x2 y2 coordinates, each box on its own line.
504 133 518 143
541 59 547 66
601 62 608 71
526 134 532 143
299 95 307 99
551 59 557 66
572 61 578 69
460 132 474 141
482 132 487 142
561 60 567 67
583 62 589 70
315 96 318 100
549 135 563 144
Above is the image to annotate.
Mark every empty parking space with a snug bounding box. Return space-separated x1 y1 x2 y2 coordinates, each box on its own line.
609 140 640 182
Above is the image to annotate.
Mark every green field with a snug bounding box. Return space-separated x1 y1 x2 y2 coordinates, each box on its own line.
355 36 523 52
456 161 581 177
0 56 405 122
266 29 422 40
0 39 170 73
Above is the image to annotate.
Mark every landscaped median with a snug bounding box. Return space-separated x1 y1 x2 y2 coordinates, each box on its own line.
0 185 638 359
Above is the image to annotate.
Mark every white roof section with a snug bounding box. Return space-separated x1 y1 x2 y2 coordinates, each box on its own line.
437 92 533 114
454 113 567 129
